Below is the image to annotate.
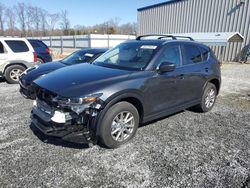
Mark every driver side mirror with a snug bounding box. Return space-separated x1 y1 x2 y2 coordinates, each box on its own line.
156 62 176 73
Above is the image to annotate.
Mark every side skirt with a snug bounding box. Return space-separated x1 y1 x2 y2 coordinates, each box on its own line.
142 99 201 124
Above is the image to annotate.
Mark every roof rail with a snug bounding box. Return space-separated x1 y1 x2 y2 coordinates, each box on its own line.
136 34 194 41
136 34 176 40
173 36 194 41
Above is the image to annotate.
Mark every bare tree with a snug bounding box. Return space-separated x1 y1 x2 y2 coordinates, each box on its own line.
118 22 137 35
40 9 48 36
5 8 16 36
32 7 42 32
15 3 27 37
60 10 70 35
26 5 35 36
0 3 5 36
47 13 60 35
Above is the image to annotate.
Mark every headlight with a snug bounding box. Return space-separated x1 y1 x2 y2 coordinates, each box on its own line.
53 93 102 105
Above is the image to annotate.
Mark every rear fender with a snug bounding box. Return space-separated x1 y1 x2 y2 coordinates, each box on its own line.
3 60 34 74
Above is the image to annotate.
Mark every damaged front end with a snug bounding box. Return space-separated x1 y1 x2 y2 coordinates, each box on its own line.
31 85 105 145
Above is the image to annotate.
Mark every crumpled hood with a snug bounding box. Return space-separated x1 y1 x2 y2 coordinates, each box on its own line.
23 61 66 84
34 63 132 97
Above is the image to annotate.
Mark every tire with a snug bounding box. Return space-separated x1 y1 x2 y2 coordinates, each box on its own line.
4 65 26 84
37 58 44 64
99 101 139 148
194 82 217 112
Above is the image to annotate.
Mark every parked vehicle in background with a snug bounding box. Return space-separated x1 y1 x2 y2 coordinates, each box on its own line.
28 39 52 63
19 48 107 99
28 35 221 148
0 38 37 84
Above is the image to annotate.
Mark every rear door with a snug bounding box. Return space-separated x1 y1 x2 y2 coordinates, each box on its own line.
178 44 209 103
4 40 33 62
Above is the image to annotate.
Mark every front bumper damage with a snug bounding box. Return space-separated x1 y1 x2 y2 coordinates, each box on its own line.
31 96 103 145
19 74 36 100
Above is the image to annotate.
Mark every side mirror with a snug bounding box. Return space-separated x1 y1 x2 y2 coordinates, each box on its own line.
156 62 176 73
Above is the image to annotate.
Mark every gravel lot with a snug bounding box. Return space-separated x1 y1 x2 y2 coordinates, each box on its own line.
0 64 250 188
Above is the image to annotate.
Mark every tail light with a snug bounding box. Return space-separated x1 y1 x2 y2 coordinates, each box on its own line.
46 48 51 54
33 52 38 62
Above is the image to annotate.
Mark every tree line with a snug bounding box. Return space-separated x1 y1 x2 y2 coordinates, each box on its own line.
0 2 137 37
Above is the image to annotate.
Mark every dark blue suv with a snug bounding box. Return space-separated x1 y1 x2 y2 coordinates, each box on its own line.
28 35 221 148
28 39 52 63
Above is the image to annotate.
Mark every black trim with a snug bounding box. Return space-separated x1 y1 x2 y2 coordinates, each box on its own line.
143 99 200 123
136 35 194 41
137 0 181 11
136 34 177 40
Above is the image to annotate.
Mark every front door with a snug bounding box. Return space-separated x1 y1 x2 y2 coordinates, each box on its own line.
144 45 186 116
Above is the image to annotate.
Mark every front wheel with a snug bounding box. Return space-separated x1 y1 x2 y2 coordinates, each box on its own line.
194 83 217 112
4 65 26 84
99 102 139 148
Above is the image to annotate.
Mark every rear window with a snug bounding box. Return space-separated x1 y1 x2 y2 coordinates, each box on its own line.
5 40 29 53
29 41 42 48
183 45 203 65
29 40 47 48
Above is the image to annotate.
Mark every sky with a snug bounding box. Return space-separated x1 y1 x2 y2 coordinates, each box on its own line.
1 0 167 27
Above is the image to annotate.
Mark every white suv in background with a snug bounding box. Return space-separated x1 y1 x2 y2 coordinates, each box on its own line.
0 38 37 84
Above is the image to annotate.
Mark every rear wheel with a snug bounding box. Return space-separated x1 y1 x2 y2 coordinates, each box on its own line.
5 65 26 84
99 102 139 148
194 83 217 112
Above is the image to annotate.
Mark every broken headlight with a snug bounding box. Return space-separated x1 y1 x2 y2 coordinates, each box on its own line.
52 93 103 114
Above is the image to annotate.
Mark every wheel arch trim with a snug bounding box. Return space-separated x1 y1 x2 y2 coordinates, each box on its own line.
94 91 144 136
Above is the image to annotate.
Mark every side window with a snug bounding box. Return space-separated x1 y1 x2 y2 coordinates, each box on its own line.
156 46 181 67
5 40 29 53
0 42 5 53
183 45 202 65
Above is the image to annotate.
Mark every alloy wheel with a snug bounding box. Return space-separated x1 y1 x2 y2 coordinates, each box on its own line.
111 111 135 142
205 88 216 108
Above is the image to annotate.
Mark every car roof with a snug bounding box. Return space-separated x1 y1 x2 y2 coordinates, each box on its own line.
28 39 43 42
0 37 28 41
124 39 166 46
125 39 209 50
78 48 108 54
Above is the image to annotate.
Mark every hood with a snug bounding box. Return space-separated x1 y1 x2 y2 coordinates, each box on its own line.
23 61 66 84
34 63 132 97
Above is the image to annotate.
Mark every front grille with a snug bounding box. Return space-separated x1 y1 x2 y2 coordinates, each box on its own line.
34 85 57 107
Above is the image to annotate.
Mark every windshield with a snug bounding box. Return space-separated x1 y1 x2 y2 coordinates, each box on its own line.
61 50 95 65
93 43 158 70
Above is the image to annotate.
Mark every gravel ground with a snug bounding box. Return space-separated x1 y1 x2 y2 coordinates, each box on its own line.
0 64 250 188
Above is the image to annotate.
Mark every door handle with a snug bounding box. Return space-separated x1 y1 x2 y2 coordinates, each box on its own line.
205 68 209 72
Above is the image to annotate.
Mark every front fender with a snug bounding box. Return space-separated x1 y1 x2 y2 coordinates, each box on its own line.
94 90 144 136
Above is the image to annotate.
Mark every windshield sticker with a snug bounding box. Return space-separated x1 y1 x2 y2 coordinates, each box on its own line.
85 53 94 57
140 45 157 49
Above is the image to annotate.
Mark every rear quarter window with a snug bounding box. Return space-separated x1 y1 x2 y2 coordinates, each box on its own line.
182 45 203 65
200 47 210 61
5 40 29 53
